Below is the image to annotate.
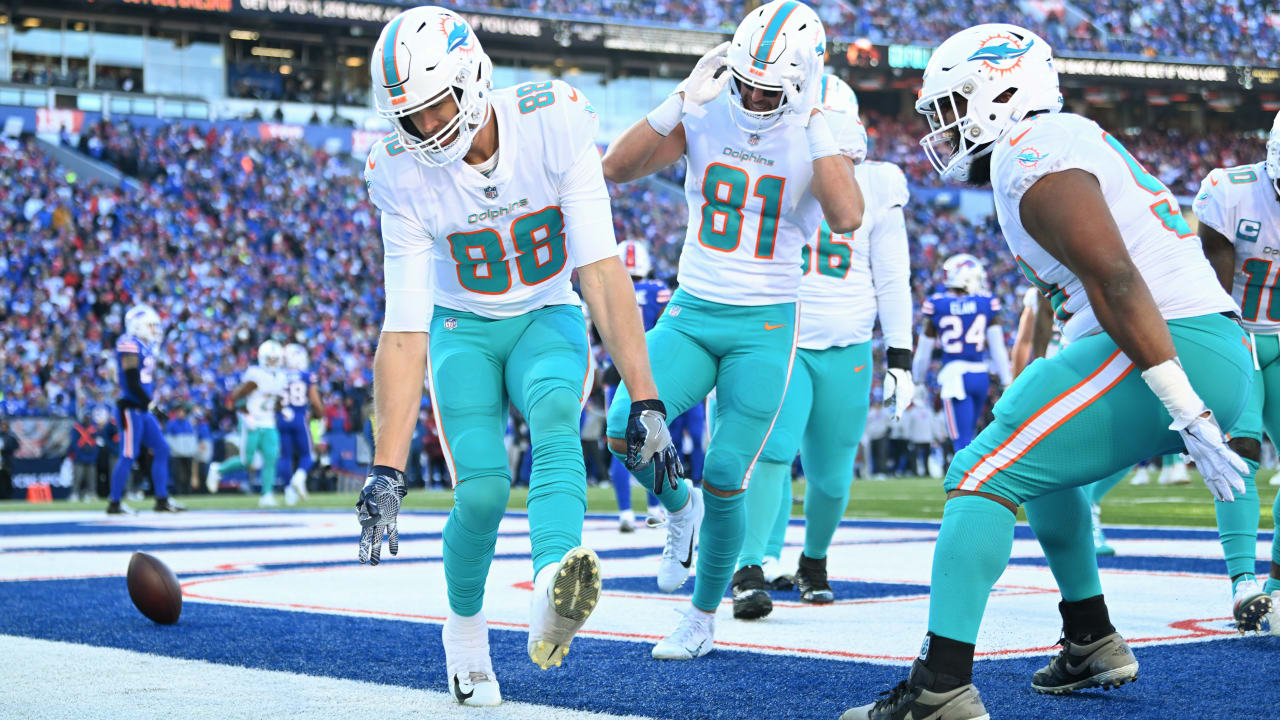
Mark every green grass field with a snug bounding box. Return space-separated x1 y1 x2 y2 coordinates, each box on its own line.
5 469 1275 528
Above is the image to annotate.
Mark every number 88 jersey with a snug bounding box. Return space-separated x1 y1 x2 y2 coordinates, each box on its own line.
676 94 834 306
1193 160 1280 335
991 112 1234 344
366 79 617 325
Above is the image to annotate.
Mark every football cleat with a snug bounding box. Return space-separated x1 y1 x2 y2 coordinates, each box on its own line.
841 660 989 720
153 498 186 513
1268 590 1280 636
289 468 309 500
258 493 278 508
527 546 602 670
731 565 773 620
651 607 715 660
1232 578 1272 634
1128 467 1151 485
284 485 299 506
443 611 501 707
105 501 135 515
657 483 703 592
619 517 636 533
1030 632 1138 694
645 505 666 528
794 553 834 604
1091 503 1114 556
205 463 221 494
762 555 794 591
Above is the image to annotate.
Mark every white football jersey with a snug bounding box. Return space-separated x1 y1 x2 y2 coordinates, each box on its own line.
1193 161 1280 335
243 365 285 429
676 94 862 306
366 80 616 325
797 161 912 350
992 113 1235 343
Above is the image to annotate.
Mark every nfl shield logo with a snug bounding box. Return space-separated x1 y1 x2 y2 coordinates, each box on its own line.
484 186 498 199
748 134 760 146
668 305 681 318
444 317 458 330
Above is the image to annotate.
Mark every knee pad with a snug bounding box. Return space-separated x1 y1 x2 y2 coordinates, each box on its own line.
525 385 582 431
758 427 800 466
1228 437 1262 464
704 446 750 493
452 474 510 528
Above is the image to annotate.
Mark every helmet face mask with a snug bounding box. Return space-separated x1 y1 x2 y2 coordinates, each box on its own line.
371 7 493 168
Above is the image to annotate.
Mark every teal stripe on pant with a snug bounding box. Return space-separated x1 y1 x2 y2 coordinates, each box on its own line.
606 288 797 613
432 304 589 617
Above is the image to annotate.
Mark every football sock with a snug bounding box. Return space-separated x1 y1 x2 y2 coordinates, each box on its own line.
1270 488 1280 594
1087 466 1129 505
927 495 1015 644
1059 594 1116 644
803 463 852 561
610 456 632 513
737 461 788 569
443 474 510 616
765 473 792 561
1214 457 1260 586
1025 486 1103 601
691 489 745 613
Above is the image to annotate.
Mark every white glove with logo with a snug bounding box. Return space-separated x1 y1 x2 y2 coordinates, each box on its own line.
1178 411 1247 502
678 42 731 115
883 349 915 421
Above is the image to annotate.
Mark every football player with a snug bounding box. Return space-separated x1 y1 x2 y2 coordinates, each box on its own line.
1192 111 1280 632
843 24 1251 720
205 340 286 507
108 305 184 514
359 7 679 707
913 254 1012 452
276 343 323 505
602 0 865 659
733 75 913 618
605 240 669 532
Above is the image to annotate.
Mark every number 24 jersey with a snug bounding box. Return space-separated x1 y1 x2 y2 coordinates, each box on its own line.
366 79 617 327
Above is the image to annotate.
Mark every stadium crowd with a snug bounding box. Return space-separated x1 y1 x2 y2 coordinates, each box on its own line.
451 0 1280 64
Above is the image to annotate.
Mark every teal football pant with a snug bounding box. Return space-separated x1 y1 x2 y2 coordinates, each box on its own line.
430 304 592 618
217 424 280 494
607 288 798 613
1220 332 1280 592
930 313 1252 644
739 342 873 569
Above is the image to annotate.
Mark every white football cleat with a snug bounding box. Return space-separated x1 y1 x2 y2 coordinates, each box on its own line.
527 546 602 670
1129 467 1151 485
284 485 298 506
1158 461 1191 485
258 493 277 508
1269 590 1280 636
289 468 309 500
443 611 501 707
645 504 667 528
1270 474 1280 487
1232 578 1272 634
206 463 222 494
658 483 703 592
651 606 715 660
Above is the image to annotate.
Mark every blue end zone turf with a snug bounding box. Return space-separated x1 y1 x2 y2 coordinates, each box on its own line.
0 576 1274 719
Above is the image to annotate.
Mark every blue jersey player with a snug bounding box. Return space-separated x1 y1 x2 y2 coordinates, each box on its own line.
913 254 1013 451
605 240 672 531
108 305 184 514
277 343 323 505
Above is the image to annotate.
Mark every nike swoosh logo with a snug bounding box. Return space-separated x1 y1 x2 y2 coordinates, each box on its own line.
764 323 786 331
367 155 376 170
854 365 867 373
680 535 694 568
568 87 579 102
452 676 474 702
1008 127 1032 147
1210 175 1220 186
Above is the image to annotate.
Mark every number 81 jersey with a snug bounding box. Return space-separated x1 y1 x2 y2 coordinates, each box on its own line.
1193 160 1280 334
677 94 829 306
365 79 617 324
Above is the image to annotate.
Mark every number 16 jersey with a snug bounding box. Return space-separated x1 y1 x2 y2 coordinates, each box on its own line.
677 95 855 306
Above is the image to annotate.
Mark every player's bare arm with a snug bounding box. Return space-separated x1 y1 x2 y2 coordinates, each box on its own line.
370 331 427 471
1198 222 1237 294
602 120 686 184
577 257 659 404
308 385 324 420
809 153 863 234
226 380 258 406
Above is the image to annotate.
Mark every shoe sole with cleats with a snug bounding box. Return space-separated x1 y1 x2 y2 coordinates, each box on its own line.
528 547 602 670
1234 593 1273 634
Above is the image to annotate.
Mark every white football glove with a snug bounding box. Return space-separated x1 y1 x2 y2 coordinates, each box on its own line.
780 68 817 127
678 41 731 114
1177 411 1247 502
884 369 915 422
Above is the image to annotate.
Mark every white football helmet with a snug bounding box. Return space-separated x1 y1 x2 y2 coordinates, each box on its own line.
943 254 989 295
124 304 162 346
915 24 1063 182
371 6 493 167
726 0 826 134
284 343 309 371
819 73 867 164
258 340 285 369
617 240 652 279
1265 110 1280 194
